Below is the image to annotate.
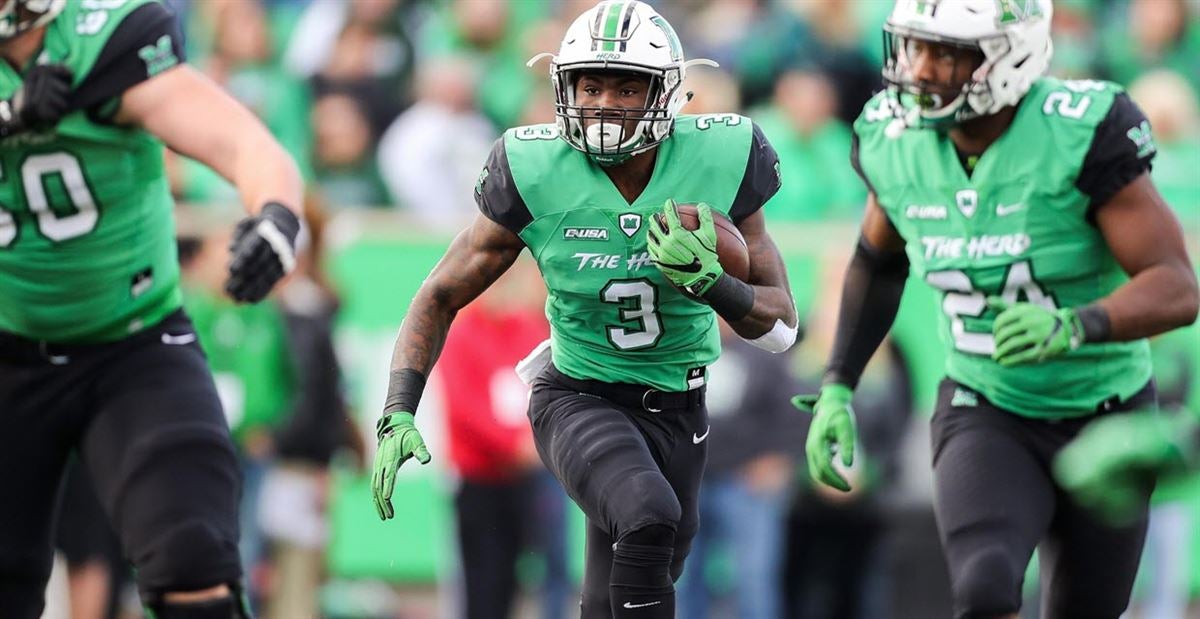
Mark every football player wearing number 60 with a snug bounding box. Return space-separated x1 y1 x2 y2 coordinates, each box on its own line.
371 2 798 617
792 1 1198 618
0 1 303 617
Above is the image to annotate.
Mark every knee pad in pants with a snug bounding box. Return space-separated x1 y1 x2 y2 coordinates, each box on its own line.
952 546 1022 619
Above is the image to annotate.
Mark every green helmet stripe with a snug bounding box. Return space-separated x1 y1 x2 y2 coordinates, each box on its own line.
601 1 626 51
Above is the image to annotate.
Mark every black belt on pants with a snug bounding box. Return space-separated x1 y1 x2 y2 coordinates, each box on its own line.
0 331 106 365
546 364 705 412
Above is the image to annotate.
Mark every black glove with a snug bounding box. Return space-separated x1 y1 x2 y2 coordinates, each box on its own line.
0 64 73 138
225 202 301 303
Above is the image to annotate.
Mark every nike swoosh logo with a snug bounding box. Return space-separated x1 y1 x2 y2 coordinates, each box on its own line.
693 426 710 444
623 601 663 609
657 257 702 273
161 332 197 346
995 203 1025 216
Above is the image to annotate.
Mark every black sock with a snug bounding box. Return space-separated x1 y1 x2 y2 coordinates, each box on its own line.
610 526 676 618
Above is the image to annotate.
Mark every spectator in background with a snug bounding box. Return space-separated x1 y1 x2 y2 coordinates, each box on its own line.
1046 0 1101 78
1099 0 1200 96
171 0 312 204
1129 70 1200 224
259 195 362 619
679 0 809 108
420 0 550 130
285 0 415 132
178 216 297 612
784 340 912 619
311 91 390 208
676 320 806 619
377 55 495 231
680 66 742 118
786 0 879 123
755 70 864 221
54 460 127 619
285 0 412 83
435 258 569 619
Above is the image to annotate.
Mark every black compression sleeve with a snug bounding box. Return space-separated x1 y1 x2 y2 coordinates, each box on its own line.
382 368 427 416
824 237 909 389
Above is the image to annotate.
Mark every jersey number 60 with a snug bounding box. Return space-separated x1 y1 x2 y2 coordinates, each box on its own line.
0 152 100 247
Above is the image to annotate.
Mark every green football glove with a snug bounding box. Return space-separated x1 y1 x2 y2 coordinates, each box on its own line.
647 199 724 297
987 297 1083 367
793 384 857 492
371 411 432 520
1054 412 1191 524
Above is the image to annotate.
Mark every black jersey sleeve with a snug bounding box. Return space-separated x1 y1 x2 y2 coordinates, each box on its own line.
475 137 533 236
1076 93 1157 217
69 2 186 115
728 122 783 224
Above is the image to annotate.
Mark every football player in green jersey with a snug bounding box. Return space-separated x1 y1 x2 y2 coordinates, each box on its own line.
0 1 303 617
371 2 798 616
793 1 1198 617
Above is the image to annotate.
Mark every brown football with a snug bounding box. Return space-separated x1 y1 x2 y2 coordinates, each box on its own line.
653 203 750 282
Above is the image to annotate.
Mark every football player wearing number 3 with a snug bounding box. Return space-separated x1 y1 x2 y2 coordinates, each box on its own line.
372 2 797 617
0 1 303 617
792 1 1198 618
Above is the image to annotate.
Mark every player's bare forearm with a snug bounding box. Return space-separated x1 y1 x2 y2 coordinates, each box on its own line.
389 214 524 375
1099 265 1199 340
1095 174 1199 340
116 66 303 213
727 211 797 339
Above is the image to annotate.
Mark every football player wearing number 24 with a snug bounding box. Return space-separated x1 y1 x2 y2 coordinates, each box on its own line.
372 2 798 617
792 1 1198 618
0 1 302 617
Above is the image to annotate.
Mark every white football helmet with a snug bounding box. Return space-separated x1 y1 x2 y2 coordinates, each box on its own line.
528 1 716 166
0 0 65 41
882 0 1053 134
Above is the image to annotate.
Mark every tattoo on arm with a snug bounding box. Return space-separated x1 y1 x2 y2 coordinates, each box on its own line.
390 215 524 375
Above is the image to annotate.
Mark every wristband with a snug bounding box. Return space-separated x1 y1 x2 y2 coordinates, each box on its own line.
1075 304 1111 343
701 273 754 322
383 368 426 416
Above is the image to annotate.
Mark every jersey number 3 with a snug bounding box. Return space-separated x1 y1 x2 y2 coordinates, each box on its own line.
0 152 100 247
601 279 663 350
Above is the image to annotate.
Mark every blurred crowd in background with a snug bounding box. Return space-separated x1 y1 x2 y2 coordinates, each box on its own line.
161 0 1200 226
43 1 1200 618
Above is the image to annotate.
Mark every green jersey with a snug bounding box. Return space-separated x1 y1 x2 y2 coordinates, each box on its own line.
853 78 1157 418
0 0 186 342
183 285 294 446
477 114 781 391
